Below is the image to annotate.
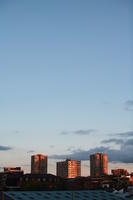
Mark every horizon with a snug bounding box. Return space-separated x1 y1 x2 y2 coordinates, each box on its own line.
0 0 133 176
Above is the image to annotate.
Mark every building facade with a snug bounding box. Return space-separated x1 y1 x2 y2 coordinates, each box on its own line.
56 159 81 178
90 153 108 177
112 169 129 176
31 154 47 174
4 167 24 175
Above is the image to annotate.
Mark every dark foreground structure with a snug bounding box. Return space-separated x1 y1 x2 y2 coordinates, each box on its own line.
2 190 129 200
0 172 131 191
1 172 133 199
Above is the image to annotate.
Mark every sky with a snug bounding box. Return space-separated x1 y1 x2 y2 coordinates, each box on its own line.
0 0 133 175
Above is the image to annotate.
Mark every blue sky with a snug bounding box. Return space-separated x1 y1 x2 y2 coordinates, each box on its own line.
0 0 133 175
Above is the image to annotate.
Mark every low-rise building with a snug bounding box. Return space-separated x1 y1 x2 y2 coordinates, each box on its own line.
111 169 129 176
4 167 24 175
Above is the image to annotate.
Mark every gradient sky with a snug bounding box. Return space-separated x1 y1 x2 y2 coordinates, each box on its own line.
0 0 133 175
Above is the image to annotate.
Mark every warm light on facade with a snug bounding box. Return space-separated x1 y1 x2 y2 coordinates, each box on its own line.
31 154 48 174
56 159 81 178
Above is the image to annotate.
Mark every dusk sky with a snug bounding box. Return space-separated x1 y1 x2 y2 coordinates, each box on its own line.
0 0 133 175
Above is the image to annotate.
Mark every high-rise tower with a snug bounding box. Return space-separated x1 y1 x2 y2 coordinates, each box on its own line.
56 159 81 178
31 154 47 174
90 153 108 177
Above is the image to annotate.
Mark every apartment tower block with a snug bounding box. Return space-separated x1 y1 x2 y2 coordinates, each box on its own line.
31 154 47 174
56 159 81 178
90 153 108 177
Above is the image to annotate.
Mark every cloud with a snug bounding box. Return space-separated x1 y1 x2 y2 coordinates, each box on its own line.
124 139 133 146
50 139 133 163
50 130 133 163
101 138 124 145
0 145 13 151
27 150 35 153
125 100 133 111
66 146 75 152
61 129 96 135
102 137 133 148
49 145 55 148
50 146 108 160
115 131 133 137
21 164 30 167
14 130 20 134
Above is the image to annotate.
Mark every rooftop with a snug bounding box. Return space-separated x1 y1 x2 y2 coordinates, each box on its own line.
4 190 129 200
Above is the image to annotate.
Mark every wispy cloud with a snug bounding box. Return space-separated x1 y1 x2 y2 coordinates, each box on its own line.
50 136 133 163
66 146 75 152
49 146 108 160
115 131 133 137
124 139 133 146
21 164 30 167
14 130 20 134
101 138 124 145
61 129 96 135
27 150 35 153
49 145 55 148
50 130 133 163
125 100 133 111
0 145 13 151
102 137 133 147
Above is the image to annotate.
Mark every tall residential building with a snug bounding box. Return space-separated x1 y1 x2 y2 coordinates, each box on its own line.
31 154 47 174
90 153 108 177
56 159 81 178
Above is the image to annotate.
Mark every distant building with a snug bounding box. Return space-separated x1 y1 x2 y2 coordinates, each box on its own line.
90 153 108 177
31 154 47 174
56 159 81 178
4 167 24 175
112 169 129 176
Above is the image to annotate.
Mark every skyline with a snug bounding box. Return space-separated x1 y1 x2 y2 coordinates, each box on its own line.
0 152 133 177
0 0 133 176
